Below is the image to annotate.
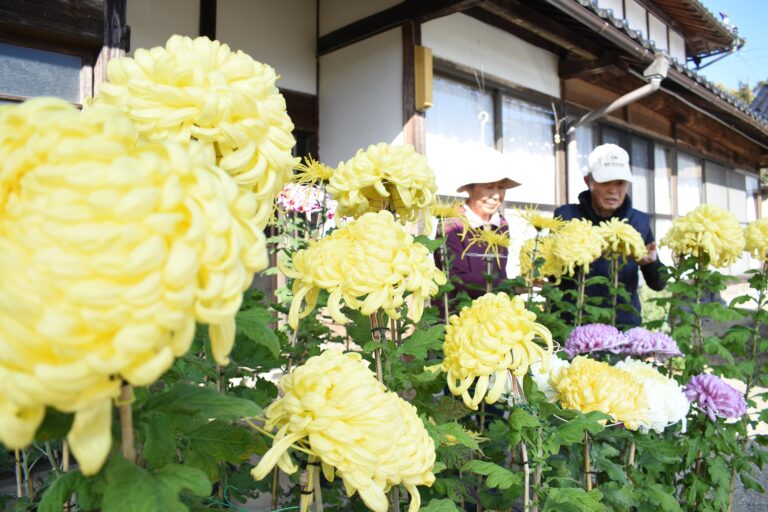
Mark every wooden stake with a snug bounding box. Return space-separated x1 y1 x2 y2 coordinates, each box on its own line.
118 383 136 463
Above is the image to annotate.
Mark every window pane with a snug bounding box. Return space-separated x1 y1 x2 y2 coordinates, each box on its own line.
746 173 759 222
0 43 81 102
704 161 728 210
630 138 650 212
568 126 592 203
602 126 623 146
655 218 673 265
727 171 747 223
653 145 672 215
501 96 556 205
677 152 702 215
426 76 495 195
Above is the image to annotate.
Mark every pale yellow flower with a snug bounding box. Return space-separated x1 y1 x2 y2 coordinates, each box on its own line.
551 356 649 431
517 205 564 233
442 293 553 410
0 98 265 473
598 218 648 260
251 350 435 512
614 358 689 433
519 236 558 283
549 219 605 281
329 143 437 223
462 226 511 268
745 218 768 261
661 204 745 268
293 155 335 188
282 211 446 328
94 34 299 228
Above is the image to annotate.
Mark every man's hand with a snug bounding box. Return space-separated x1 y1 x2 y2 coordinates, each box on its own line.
637 241 658 266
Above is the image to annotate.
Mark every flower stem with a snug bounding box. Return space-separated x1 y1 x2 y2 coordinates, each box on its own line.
576 269 586 327
610 256 619 327
532 428 543 512
527 234 541 310
119 383 136 463
370 312 385 383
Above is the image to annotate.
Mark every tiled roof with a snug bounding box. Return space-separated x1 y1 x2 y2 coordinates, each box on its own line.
573 0 768 130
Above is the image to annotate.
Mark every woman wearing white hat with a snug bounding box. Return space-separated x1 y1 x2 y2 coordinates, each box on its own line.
440 149 520 304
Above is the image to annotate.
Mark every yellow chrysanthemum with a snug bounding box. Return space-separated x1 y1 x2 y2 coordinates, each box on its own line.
517 205 564 233
598 218 648 260
282 211 446 328
745 218 768 260
661 204 745 268
549 219 605 281
94 34 299 228
329 143 437 223
551 356 649 431
0 98 265 473
251 350 435 512
293 155 335 188
442 293 553 410
462 226 511 268
519 236 558 283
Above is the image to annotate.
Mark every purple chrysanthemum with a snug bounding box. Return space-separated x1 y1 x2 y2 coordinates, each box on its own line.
623 327 682 358
564 324 626 358
683 374 747 422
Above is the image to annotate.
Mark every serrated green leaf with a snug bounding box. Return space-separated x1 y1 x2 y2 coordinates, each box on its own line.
509 408 540 430
153 465 212 500
235 308 280 358
183 420 264 480
38 471 86 512
741 474 766 493
543 488 606 511
641 483 681 512
397 325 445 359
415 235 446 253
35 408 74 441
420 498 461 511
462 460 522 490
427 422 482 450
600 481 635 511
145 383 260 420
142 413 178 469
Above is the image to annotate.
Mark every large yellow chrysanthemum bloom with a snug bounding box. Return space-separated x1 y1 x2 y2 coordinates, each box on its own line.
549 219 605 281
517 205 564 233
442 293 553 410
329 143 437 224
551 356 649 431
598 218 648 260
661 204 745 268
251 351 435 512
0 98 265 474
745 218 768 261
282 211 446 328
94 34 299 228
615 358 689 433
519 236 558 283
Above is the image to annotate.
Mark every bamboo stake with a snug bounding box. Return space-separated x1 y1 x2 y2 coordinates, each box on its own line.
272 467 279 511
583 433 592 491
299 458 316 512
14 450 22 498
576 270 586 327
521 442 530 511
62 441 70 472
314 464 324 512
118 383 136 463
627 442 636 467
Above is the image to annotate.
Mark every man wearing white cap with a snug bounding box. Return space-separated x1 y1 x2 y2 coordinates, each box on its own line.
439 150 520 305
554 143 666 327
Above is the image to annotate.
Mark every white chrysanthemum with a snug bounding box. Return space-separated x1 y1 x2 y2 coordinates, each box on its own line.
0 98 265 473
251 351 435 512
615 358 689 433
94 34 299 228
530 354 571 402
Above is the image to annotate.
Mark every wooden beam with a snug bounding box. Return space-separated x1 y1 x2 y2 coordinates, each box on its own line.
559 51 624 80
94 0 127 94
479 0 601 60
0 0 103 49
464 6 562 56
317 0 480 56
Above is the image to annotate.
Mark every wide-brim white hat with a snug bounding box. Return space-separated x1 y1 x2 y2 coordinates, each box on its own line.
587 143 633 183
455 146 521 193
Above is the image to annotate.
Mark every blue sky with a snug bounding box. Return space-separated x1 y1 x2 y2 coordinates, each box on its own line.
695 0 768 91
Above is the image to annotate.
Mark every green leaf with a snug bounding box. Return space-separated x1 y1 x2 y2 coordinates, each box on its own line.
641 484 681 512
236 308 280 358
600 481 636 511
741 474 766 493
420 498 461 512
397 325 445 359
543 488 606 511
703 337 735 365
415 235 446 253
426 421 482 451
183 420 265 480
142 413 178 468
101 456 211 512
35 408 74 441
462 460 522 490
39 471 86 512
145 383 260 420
509 408 540 430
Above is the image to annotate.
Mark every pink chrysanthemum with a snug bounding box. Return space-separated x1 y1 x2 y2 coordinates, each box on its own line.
684 374 746 422
564 323 625 359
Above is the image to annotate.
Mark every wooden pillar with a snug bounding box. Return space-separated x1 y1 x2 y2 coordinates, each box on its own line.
402 20 426 154
93 0 127 95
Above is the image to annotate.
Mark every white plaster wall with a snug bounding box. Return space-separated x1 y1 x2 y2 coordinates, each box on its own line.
422 13 560 98
126 0 199 53
319 0 400 36
217 0 316 94
648 13 668 51
319 28 403 166
669 30 686 62
625 0 648 40
597 0 624 19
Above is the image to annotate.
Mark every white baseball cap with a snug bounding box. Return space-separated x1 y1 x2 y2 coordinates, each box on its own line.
456 146 521 193
587 144 632 183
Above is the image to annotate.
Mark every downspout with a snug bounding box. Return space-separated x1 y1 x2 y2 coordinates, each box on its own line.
565 53 669 179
